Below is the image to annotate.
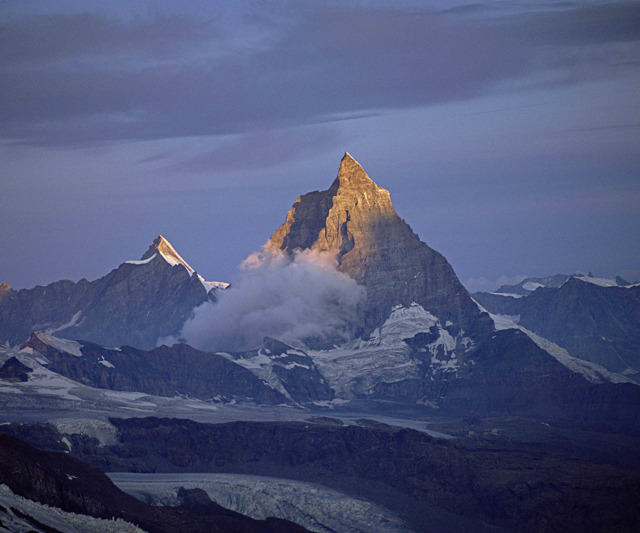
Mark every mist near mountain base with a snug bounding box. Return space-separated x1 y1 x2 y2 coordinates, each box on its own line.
177 248 365 353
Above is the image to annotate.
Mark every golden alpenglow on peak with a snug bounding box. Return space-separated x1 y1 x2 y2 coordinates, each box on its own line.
331 152 390 199
268 154 493 336
141 235 196 275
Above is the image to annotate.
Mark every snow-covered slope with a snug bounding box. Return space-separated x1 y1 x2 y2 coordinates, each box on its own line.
309 303 472 399
218 337 334 403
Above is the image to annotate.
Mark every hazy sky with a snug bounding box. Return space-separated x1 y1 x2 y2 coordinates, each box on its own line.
1 0 639 292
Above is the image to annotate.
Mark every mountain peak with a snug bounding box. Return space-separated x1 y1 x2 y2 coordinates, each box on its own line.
269 155 492 336
330 152 389 199
0 283 11 298
141 235 195 275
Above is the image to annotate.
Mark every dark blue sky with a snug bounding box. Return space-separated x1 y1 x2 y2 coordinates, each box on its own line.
1 0 639 292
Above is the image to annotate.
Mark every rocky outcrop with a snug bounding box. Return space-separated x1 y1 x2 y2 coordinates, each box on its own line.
269 153 493 337
0 236 225 349
0 283 11 298
20 331 286 404
0 356 32 382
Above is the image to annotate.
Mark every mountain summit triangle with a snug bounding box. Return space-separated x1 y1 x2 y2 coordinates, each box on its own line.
269 153 492 336
141 235 196 275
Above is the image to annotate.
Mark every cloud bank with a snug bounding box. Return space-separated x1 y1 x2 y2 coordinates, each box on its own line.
3 2 639 145
179 248 365 353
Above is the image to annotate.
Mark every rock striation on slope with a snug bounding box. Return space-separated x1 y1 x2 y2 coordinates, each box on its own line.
0 236 226 349
268 153 493 338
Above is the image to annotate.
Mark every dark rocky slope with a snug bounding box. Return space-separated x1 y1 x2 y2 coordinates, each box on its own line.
0 236 222 349
9 417 638 533
474 277 640 378
19 331 286 404
0 356 32 382
370 327 640 429
0 433 308 533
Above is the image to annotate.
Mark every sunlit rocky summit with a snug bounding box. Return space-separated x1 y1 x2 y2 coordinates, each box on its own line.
269 153 492 338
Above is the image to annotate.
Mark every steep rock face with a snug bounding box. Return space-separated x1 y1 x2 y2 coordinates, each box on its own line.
269 153 492 337
0 236 225 349
474 277 640 380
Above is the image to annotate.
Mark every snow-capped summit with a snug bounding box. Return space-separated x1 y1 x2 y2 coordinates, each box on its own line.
129 235 229 294
0 237 228 349
140 235 197 275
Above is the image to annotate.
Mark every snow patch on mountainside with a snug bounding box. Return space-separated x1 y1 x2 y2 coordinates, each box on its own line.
218 349 294 401
489 292 523 298
49 310 84 334
98 357 115 368
198 277 230 293
50 418 118 446
573 275 636 288
7 351 84 401
125 253 156 265
369 303 439 345
310 303 468 397
33 331 83 357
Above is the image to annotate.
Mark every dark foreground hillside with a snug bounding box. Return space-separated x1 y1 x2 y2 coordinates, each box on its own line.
4 418 640 533
0 433 308 533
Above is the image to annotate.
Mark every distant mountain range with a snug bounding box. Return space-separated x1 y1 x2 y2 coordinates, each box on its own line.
474 274 640 382
1 153 640 532
2 153 638 426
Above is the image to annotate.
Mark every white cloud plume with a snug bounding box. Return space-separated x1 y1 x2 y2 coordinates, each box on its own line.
178 247 365 353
